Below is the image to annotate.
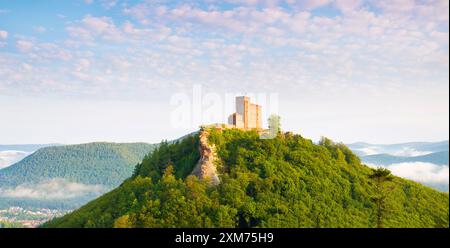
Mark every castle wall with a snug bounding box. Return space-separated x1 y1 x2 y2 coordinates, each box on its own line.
255 104 262 129
232 96 261 130
236 96 247 118
228 114 234 126
235 113 244 128
247 103 262 129
236 96 248 129
228 113 244 129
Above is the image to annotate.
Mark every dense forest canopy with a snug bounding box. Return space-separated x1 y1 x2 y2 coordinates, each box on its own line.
44 129 449 228
0 221 23 228
0 142 157 188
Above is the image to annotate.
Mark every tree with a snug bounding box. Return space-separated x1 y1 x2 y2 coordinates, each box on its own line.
84 219 96 228
114 215 133 228
261 114 281 139
43 129 449 228
268 114 281 133
369 167 394 228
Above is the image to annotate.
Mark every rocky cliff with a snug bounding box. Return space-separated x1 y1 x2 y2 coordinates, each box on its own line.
191 129 220 185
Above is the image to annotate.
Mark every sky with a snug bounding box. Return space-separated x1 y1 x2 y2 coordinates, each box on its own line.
0 0 448 145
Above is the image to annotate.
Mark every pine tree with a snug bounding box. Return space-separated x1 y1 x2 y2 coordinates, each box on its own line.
369 168 394 228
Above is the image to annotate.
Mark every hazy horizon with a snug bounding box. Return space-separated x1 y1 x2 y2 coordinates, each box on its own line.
0 136 448 146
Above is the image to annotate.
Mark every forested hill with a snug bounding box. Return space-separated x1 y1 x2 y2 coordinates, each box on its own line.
0 142 157 188
44 129 449 228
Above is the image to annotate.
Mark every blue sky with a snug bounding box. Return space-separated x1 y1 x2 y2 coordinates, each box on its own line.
0 0 448 144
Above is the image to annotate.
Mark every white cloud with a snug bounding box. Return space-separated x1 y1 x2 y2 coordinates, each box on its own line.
355 145 433 157
0 150 30 169
226 0 280 6
22 63 33 71
390 147 433 157
356 146 380 155
66 15 122 42
0 178 107 200
301 0 333 9
334 0 362 13
375 0 416 13
0 30 8 39
289 12 310 33
82 16 113 32
16 40 34 52
14 41 72 61
367 162 449 185
100 0 117 9
34 26 47 33
76 58 91 72
122 3 155 24
0 0 448 145
168 5 251 32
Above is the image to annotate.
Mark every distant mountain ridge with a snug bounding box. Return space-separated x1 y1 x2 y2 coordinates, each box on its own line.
0 142 156 188
348 140 448 149
0 142 157 210
0 144 60 152
348 141 449 157
362 151 449 166
0 144 60 169
0 151 30 170
347 140 449 192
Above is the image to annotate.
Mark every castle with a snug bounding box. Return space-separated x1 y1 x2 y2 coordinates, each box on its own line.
228 96 262 130
193 96 263 185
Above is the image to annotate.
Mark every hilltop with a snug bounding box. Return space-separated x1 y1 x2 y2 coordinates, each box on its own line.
0 142 157 210
0 144 58 169
44 129 449 228
0 142 157 188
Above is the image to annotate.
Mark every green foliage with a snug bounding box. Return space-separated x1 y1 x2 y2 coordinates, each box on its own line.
132 135 200 181
369 168 394 182
0 221 24 228
369 168 395 228
268 114 281 131
44 129 449 228
0 142 156 188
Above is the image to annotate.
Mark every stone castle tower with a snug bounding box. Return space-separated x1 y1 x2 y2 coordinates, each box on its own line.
228 96 262 130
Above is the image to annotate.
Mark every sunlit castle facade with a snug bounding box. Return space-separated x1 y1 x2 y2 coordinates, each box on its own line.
228 96 262 130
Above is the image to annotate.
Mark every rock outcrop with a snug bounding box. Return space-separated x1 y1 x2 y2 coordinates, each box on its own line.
191 129 220 185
